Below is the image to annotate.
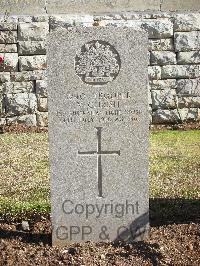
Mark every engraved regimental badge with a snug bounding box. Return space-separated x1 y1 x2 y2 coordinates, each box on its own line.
75 40 121 85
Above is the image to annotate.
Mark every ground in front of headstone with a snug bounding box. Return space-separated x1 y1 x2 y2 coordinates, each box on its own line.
0 220 199 265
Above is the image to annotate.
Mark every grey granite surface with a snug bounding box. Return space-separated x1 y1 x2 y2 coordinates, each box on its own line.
47 27 149 245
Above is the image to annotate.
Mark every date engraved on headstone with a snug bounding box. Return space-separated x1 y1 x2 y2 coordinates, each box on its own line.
75 40 121 85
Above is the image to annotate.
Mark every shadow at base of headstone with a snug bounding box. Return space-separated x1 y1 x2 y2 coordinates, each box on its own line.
112 212 162 265
150 198 200 226
0 228 51 246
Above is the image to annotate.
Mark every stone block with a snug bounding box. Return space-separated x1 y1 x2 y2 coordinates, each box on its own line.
0 31 17 44
162 65 200 79
0 44 17 53
19 55 47 71
151 89 177 110
174 32 200 52
0 22 17 31
149 79 177 90
47 0 160 14
161 0 200 11
6 114 37 126
151 51 176 65
0 72 10 83
18 41 46 55
0 117 6 126
18 15 48 23
149 38 174 51
152 108 198 124
5 92 37 116
177 96 200 108
18 22 49 41
0 92 4 115
37 97 48 112
50 15 94 30
36 80 47 97
174 13 200 32
36 111 48 127
103 19 173 39
177 79 200 96
0 0 46 15
11 70 46 82
0 53 18 72
2 81 34 94
140 19 173 38
0 17 18 23
148 66 161 80
177 51 200 64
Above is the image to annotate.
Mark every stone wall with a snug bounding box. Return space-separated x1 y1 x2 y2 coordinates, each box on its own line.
1 1 200 15
0 12 200 127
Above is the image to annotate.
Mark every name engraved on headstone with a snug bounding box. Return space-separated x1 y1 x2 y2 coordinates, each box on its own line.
56 91 143 125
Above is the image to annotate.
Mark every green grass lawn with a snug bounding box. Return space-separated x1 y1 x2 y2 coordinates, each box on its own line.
0 130 199 222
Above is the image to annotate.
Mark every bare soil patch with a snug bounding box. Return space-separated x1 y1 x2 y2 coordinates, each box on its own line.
0 220 199 266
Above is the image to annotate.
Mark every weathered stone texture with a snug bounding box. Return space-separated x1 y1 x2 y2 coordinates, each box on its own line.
178 97 200 108
0 44 17 53
149 38 174 51
18 15 49 23
36 111 48 127
10 70 46 82
161 0 200 11
0 0 46 15
151 89 177 110
176 79 200 96
19 55 47 71
50 15 94 30
177 51 200 64
152 108 198 124
162 65 200 79
18 41 46 55
0 73 10 83
47 0 160 14
0 22 17 31
174 14 200 32
0 31 17 43
0 92 4 115
149 79 177 90
104 19 173 39
0 117 6 125
37 97 48 112
0 12 200 126
140 19 173 38
2 81 34 94
5 93 37 116
0 53 18 72
148 66 162 80
18 22 49 41
151 51 176 65
175 32 200 52
6 114 37 126
36 80 47 97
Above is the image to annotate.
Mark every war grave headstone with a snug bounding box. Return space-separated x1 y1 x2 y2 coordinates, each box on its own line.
47 27 149 245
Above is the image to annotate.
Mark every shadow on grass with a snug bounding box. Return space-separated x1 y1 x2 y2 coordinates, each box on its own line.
150 198 200 226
